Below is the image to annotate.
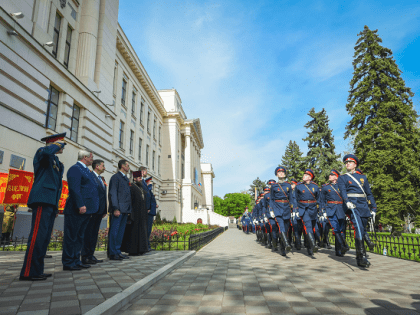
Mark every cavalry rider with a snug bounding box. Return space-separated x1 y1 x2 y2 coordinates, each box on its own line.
319 169 347 256
269 166 296 255
337 154 377 268
294 169 320 256
264 180 276 248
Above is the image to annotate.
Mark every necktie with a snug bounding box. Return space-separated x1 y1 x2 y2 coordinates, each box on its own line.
95 174 105 188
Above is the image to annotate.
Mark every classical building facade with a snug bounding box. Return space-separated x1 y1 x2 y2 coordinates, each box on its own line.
0 0 217 222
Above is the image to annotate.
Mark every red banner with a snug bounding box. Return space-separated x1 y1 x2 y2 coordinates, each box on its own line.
3 169 34 206
0 173 8 203
58 180 68 212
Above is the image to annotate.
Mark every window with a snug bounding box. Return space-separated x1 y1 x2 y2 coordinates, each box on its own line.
158 155 161 175
152 150 155 170
159 126 162 145
68 3 77 20
131 90 136 116
121 76 127 107
113 62 118 96
129 130 134 155
138 138 142 161
182 163 185 179
64 26 72 68
70 104 80 142
52 14 61 57
45 86 59 130
146 145 149 166
140 99 144 125
119 121 124 149
153 116 157 140
147 111 151 133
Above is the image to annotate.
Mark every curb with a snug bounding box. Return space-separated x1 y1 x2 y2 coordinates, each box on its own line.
84 251 196 315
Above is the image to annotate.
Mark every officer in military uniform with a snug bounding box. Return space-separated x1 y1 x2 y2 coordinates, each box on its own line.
20 133 66 281
257 192 265 242
289 178 302 249
264 180 276 248
269 166 295 255
294 169 320 256
254 194 261 241
319 170 347 256
337 154 376 268
260 186 270 246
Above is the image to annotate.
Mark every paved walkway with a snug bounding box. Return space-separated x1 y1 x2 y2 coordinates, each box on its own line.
121 227 420 315
0 250 189 315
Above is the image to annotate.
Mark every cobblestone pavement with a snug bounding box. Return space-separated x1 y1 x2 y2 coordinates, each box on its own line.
121 227 420 315
0 250 189 315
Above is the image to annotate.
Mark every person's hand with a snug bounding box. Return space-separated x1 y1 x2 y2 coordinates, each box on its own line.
114 210 121 217
79 206 86 214
148 210 150 213
156 205 159 208
346 202 356 209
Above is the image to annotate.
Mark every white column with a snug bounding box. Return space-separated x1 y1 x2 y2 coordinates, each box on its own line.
184 134 191 183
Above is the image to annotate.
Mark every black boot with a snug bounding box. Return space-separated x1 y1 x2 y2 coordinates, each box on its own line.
307 233 318 254
263 233 267 246
279 242 286 256
272 237 278 252
355 239 370 268
295 234 302 250
334 233 345 257
280 232 291 252
363 233 375 251
315 233 323 249
341 233 349 253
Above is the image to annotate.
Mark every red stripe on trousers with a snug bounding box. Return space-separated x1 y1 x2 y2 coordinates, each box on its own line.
24 206 43 277
302 220 308 234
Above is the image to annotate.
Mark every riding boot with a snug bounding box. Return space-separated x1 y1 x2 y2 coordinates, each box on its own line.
295 234 301 250
363 233 375 251
315 232 323 249
334 233 345 257
280 232 291 252
341 232 349 252
267 233 272 248
355 239 370 268
279 241 286 256
272 237 278 252
307 233 318 254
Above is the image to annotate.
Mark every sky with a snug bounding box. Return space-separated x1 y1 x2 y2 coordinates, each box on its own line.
118 0 420 197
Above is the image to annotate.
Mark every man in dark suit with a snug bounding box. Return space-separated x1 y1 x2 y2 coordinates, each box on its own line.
62 150 99 270
108 160 132 260
81 159 107 265
145 175 158 251
20 133 66 281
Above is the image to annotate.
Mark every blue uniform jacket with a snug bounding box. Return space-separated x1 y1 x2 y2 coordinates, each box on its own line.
319 183 345 220
269 181 296 219
294 181 320 220
64 163 99 215
337 173 377 218
108 172 132 214
262 193 271 219
147 184 157 216
27 144 64 209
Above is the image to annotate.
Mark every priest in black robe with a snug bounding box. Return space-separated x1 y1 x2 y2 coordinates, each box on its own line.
121 171 149 255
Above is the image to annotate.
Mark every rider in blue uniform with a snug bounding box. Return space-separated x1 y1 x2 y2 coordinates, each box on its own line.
337 154 376 268
294 169 320 256
269 166 296 256
319 169 347 256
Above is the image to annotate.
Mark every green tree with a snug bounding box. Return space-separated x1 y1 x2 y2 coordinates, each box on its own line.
213 196 225 216
344 26 420 230
281 140 306 181
302 108 342 184
223 193 253 218
248 177 266 200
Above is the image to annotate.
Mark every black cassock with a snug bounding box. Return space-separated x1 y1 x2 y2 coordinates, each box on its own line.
121 182 149 255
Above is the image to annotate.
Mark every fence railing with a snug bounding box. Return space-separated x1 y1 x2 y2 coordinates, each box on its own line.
1 227 227 252
328 225 420 262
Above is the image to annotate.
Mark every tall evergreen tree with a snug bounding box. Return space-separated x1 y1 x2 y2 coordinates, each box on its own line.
302 108 342 184
248 177 266 200
345 26 420 231
281 140 305 181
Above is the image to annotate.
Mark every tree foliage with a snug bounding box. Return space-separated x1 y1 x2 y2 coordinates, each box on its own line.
213 193 253 218
281 140 306 181
302 108 342 184
248 177 266 200
345 26 420 230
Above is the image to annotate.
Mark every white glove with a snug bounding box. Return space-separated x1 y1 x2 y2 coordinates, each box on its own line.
264 217 268 222
346 202 356 209
270 211 275 218
291 212 295 219
323 213 327 218
260 219 263 223
371 211 376 222
295 212 300 218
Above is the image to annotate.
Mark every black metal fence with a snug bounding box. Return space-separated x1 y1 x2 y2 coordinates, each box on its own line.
1 227 228 252
328 225 420 262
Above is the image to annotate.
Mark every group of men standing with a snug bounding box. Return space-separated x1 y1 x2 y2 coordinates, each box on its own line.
241 154 377 268
19 133 157 281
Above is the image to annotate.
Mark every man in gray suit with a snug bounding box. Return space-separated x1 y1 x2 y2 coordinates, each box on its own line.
108 160 132 260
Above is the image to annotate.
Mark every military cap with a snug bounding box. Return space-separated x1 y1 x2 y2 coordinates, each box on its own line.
263 186 270 191
145 176 153 184
290 178 298 184
275 166 287 175
304 168 315 179
267 179 276 185
330 169 340 177
41 132 66 143
343 154 359 166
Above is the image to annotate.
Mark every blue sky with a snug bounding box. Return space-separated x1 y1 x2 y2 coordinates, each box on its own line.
118 0 420 197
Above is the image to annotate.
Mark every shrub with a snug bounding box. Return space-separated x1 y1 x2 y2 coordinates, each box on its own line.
173 216 177 224
155 212 162 224
411 228 416 234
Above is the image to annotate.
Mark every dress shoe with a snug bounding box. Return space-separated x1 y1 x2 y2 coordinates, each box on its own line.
19 275 46 281
92 256 103 263
44 255 52 258
119 254 129 259
78 264 91 268
40 273 52 278
109 255 123 260
63 266 81 271
82 259 97 265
